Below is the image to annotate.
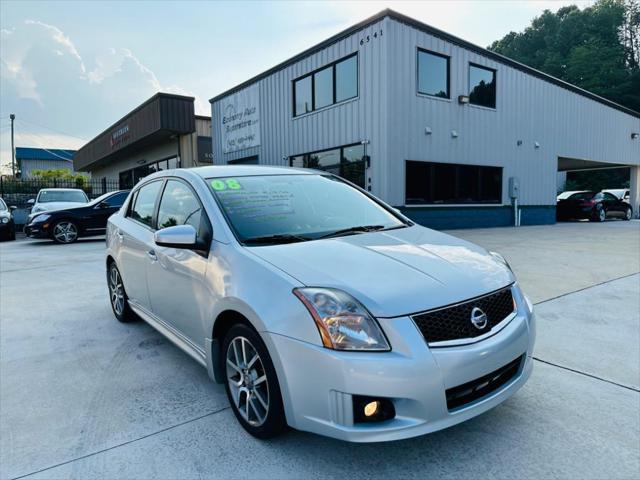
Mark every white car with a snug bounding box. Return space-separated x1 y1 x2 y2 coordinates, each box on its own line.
105 166 535 442
602 189 630 201
28 188 89 214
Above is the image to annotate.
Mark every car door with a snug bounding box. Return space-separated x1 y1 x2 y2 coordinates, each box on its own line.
117 181 163 311
86 192 130 232
600 192 622 217
146 179 212 351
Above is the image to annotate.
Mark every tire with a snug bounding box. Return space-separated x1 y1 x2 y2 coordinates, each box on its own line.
590 206 606 222
624 207 633 221
52 220 79 244
107 262 137 323
222 323 286 439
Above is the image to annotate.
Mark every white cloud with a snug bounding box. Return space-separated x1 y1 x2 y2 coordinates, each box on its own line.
0 19 207 171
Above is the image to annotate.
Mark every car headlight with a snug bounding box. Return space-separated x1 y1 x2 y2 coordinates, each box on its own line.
293 288 390 351
490 251 513 273
32 214 51 223
1 217 8 224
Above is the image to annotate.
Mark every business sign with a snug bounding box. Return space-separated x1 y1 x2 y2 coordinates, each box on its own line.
197 136 213 163
221 85 260 154
110 124 130 149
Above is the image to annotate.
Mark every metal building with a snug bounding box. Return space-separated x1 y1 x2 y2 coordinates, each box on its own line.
210 9 640 229
15 147 76 178
75 93 212 189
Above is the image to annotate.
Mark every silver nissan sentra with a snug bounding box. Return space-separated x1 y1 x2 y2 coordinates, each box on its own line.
105 166 535 442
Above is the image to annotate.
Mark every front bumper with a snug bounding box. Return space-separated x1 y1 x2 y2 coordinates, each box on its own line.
264 288 536 442
24 222 51 239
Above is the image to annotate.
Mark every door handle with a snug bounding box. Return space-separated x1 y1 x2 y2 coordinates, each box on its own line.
147 250 157 261
116 230 124 242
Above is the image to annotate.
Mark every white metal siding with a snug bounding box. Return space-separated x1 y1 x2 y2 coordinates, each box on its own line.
211 15 640 208
385 18 640 206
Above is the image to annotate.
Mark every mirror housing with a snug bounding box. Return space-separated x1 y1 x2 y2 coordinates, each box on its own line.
9 206 17 211
98 201 110 209
27 199 35 205
154 224 198 249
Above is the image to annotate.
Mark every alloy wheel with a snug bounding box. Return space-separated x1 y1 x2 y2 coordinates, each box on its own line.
626 208 632 220
53 221 78 243
226 336 270 427
109 266 125 316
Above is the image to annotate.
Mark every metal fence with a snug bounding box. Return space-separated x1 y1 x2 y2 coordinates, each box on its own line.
0 176 121 202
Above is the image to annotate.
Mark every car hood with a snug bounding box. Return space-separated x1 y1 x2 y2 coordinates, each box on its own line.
32 202 86 213
249 225 514 318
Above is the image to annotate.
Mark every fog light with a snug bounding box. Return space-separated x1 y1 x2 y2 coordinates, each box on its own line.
353 395 395 423
364 401 380 417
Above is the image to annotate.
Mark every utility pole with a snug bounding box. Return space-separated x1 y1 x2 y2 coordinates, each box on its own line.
9 114 16 178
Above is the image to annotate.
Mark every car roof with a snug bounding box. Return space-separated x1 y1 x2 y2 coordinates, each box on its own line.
190 165 316 178
38 188 86 192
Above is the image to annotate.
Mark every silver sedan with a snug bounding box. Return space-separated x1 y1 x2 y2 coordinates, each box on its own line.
105 166 535 442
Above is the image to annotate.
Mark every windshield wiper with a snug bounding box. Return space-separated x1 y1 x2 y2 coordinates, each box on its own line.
318 224 386 239
243 233 312 245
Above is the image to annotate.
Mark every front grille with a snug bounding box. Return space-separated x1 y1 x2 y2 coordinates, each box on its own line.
446 355 524 410
412 286 515 344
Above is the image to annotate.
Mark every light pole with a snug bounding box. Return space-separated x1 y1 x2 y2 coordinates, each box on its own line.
9 114 16 177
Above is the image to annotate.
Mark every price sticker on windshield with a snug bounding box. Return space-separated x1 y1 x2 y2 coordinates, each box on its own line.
211 179 243 191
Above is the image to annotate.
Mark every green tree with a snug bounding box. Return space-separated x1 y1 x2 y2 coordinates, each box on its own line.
489 0 640 112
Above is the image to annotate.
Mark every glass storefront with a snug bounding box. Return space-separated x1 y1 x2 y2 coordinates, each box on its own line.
119 157 178 189
290 143 366 188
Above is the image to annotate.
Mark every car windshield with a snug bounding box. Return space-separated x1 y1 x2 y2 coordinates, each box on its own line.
568 192 594 200
0 198 6 211
38 190 88 203
208 174 407 244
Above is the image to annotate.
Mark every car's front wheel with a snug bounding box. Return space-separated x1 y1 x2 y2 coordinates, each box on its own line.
590 206 606 222
223 323 286 439
624 207 633 221
52 220 79 243
107 262 137 323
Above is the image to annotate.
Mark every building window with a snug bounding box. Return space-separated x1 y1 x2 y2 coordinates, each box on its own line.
292 53 358 117
290 143 365 188
229 155 259 165
417 49 450 98
118 156 178 190
405 161 502 204
469 64 496 108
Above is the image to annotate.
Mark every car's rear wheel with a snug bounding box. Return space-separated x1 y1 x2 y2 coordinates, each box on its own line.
52 220 79 243
107 262 137 323
222 323 286 439
624 207 632 221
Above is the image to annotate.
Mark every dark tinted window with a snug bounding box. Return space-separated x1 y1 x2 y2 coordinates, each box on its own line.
335 55 357 102
314 66 333 109
469 64 496 108
157 180 203 230
294 76 312 116
406 161 502 204
594 192 617 201
293 53 357 117
104 191 130 207
129 181 162 227
418 50 449 98
568 192 595 200
289 143 365 188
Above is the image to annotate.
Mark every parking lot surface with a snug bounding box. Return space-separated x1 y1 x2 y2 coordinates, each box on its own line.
1 221 639 479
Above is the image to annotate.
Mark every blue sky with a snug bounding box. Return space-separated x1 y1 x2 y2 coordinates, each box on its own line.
0 0 593 171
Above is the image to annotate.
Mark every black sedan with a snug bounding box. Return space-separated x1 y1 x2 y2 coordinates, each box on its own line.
0 197 17 241
556 190 633 222
25 190 130 243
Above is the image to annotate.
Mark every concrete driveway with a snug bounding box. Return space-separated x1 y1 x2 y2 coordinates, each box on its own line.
1 221 639 479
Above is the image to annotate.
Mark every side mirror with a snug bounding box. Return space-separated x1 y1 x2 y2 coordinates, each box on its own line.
9 206 17 211
27 199 35 205
98 201 110 209
154 224 197 249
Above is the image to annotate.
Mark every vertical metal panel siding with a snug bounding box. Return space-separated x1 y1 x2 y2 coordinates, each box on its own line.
212 19 389 185
385 18 639 206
